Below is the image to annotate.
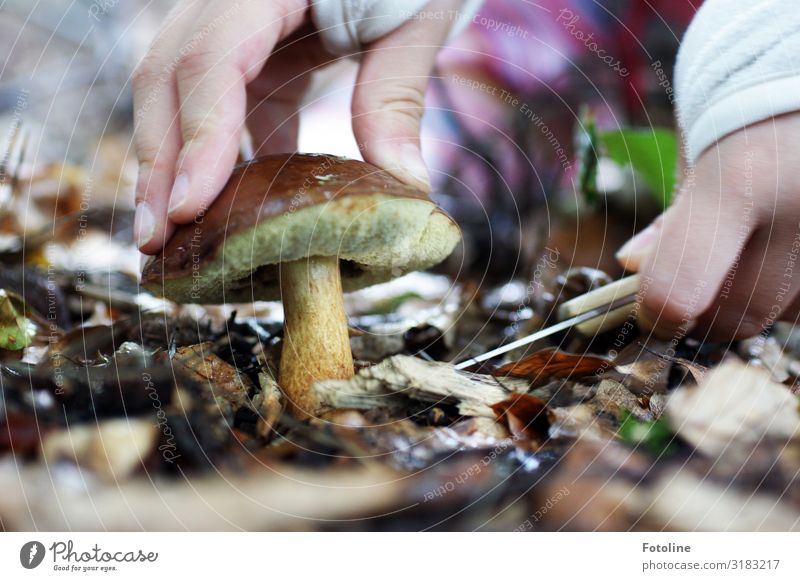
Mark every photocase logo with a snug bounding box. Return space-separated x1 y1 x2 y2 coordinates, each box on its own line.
20 541 46 569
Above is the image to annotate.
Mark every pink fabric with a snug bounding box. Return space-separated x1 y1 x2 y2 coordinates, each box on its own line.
423 0 698 201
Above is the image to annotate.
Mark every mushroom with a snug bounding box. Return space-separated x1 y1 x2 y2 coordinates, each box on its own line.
141 154 461 418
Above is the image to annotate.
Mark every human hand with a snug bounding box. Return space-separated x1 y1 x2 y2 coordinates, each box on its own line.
616 112 800 340
133 0 461 254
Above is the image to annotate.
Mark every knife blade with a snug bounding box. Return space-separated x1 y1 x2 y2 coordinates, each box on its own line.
453 275 641 371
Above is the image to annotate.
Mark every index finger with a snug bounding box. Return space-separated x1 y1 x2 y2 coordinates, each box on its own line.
164 0 308 224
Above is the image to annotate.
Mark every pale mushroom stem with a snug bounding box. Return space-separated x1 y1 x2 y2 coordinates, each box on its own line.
279 256 354 418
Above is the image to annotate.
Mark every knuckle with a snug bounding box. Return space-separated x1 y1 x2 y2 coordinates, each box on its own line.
133 126 163 161
179 104 239 145
133 139 160 165
176 49 218 85
132 52 170 95
133 144 175 197
642 280 708 327
135 156 172 177
354 83 426 117
178 116 215 145
134 115 176 159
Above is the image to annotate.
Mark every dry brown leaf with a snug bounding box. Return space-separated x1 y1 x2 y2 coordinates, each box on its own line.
494 347 613 385
548 404 618 441
667 361 800 459
593 379 652 422
612 340 707 393
674 357 708 383
173 342 254 411
613 341 672 393
491 393 553 442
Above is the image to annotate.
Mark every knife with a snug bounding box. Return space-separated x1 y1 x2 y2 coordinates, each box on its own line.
453 274 641 371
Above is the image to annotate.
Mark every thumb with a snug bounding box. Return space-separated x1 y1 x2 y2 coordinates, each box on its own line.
615 213 666 273
351 0 460 190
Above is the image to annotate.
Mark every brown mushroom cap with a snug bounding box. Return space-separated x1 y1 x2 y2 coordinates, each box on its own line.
141 153 461 303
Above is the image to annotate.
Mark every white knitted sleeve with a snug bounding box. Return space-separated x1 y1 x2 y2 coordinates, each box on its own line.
310 0 483 56
675 0 800 163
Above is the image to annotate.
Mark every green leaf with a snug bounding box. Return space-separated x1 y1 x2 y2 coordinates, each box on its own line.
618 410 676 456
600 128 678 207
0 289 35 350
573 107 600 205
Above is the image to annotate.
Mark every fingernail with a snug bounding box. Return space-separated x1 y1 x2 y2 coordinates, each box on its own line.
134 202 155 249
616 224 657 271
396 143 431 191
167 173 190 215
